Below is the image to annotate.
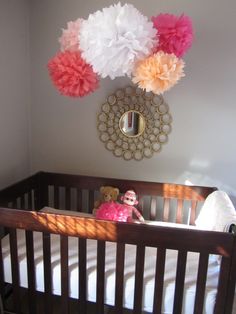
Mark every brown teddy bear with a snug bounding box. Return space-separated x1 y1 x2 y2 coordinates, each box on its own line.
93 186 119 215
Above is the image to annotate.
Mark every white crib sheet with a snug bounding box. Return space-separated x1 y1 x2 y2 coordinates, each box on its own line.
0 229 228 314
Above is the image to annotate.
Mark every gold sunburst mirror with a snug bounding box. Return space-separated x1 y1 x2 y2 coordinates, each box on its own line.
97 86 172 160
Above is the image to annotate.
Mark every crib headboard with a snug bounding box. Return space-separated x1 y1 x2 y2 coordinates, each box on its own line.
0 171 217 225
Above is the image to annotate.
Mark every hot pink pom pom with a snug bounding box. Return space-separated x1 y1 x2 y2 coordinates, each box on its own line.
47 51 99 97
59 19 83 52
96 202 130 222
152 13 193 57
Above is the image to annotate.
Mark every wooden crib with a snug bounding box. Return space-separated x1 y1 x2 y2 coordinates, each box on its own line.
0 171 236 314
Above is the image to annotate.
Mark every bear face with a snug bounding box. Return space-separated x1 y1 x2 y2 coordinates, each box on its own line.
100 186 119 202
93 186 120 215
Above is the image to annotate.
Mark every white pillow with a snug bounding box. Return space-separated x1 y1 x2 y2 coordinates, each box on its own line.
195 191 236 232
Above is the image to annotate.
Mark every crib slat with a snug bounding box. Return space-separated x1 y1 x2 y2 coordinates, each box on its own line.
40 183 49 209
13 200 18 209
77 189 82 211
214 256 232 312
65 187 71 210
190 200 198 225
0 240 4 307
133 245 145 314
9 228 21 314
150 197 157 220
16 197 21 209
42 233 53 314
173 250 187 313
176 199 183 223
115 242 125 313
60 235 69 314
28 190 35 210
88 190 94 214
22 194 27 210
24 192 30 210
28 190 33 209
79 238 87 312
194 252 209 313
153 248 166 314
25 230 37 314
96 240 105 314
163 198 170 222
138 196 144 214
224 245 236 314
54 186 59 209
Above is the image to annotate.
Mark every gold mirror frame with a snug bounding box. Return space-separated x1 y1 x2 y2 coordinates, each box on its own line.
97 86 172 161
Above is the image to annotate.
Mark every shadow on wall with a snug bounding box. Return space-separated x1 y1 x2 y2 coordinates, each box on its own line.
177 171 236 206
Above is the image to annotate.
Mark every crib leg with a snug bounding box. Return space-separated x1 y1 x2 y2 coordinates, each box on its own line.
0 294 3 314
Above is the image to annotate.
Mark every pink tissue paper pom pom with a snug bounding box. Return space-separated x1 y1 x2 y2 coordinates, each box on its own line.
96 202 130 222
58 18 83 52
47 50 99 97
152 13 193 57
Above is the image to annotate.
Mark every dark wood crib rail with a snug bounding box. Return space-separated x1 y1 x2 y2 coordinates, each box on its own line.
0 172 217 225
0 208 236 314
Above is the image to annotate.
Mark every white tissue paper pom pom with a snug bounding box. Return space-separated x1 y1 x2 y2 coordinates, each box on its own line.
79 3 157 79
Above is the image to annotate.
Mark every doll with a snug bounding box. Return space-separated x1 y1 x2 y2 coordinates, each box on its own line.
121 190 145 222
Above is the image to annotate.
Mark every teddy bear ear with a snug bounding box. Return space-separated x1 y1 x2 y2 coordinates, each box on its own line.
114 188 119 195
100 186 105 193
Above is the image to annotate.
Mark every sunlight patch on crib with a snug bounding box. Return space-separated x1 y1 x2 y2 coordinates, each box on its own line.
31 210 119 241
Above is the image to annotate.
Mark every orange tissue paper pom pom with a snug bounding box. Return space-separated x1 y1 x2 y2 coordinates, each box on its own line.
132 51 185 94
47 50 99 97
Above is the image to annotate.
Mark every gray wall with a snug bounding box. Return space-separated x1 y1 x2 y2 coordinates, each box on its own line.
0 0 30 189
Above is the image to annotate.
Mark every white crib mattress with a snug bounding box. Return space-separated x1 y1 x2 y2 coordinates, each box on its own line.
0 228 227 313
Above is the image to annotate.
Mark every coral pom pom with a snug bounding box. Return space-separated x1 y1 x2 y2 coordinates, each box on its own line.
59 18 83 52
132 51 185 94
47 51 99 97
152 14 193 57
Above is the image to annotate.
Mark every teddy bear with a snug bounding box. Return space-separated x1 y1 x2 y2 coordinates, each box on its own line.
93 186 119 215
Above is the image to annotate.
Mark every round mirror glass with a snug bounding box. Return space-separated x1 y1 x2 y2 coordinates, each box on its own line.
119 110 145 137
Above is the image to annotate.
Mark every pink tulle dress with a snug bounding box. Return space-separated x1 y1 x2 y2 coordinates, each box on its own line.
95 202 131 222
